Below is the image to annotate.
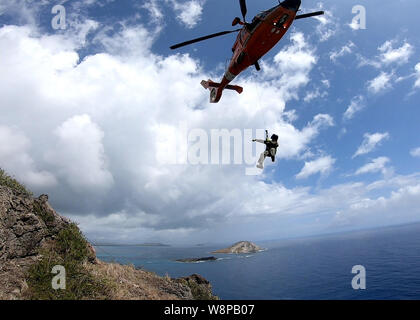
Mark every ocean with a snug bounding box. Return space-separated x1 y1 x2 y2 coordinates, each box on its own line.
93 223 420 300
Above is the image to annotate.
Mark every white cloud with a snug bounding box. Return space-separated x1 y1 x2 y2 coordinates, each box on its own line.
353 132 390 158
93 24 156 57
72 173 420 242
359 40 414 69
330 41 355 62
0 125 57 188
414 63 420 88
168 0 204 29
272 32 316 74
332 178 420 228
303 88 328 103
296 155 336 179
348 20 360 31
367 72 393 94
355 157 391 176
274 114 334 160
45 115 114 192
0 20 332 242
262 32 317 102
311 7 339 42
378 41 414 66
343 95 365 120
410 147 420 158
304 79 330 103
142 0 164 23
356 40 413 95
321 80 330 88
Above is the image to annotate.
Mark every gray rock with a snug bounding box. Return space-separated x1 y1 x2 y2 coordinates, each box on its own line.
212 241 264 254
0 186 70 262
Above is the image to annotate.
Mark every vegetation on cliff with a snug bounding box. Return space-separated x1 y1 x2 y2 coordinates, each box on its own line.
25 223 110 300
0 168 217 300
0 168 32 197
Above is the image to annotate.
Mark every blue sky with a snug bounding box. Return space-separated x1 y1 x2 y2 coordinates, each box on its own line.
0 0 419 244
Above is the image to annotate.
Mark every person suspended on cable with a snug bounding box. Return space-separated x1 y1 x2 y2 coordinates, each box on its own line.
252 130 279 169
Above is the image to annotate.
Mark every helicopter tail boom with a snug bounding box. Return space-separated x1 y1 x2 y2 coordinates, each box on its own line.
201 79 243 103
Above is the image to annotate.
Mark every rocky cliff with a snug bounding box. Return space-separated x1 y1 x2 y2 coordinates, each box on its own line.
0 171 217 300
212 241 264 254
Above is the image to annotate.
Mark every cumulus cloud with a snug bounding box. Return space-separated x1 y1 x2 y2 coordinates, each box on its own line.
343 95 365 120
367 72 393 94
0 14 332 243
296 155 336 179
75 173 420 242
353 132 390 158
262 32 317 102
355 157 391 176
0 126 57 188
45 115 114 192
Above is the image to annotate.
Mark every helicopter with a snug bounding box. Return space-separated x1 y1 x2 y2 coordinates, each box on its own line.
170 0 324 103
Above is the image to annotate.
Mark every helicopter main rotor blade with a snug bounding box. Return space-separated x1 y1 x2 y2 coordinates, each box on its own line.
170 29 241 50
295 11 325 20
239 0 247 22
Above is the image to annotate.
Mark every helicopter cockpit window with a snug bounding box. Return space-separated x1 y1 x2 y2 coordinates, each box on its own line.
276 14 289 26
246 17 261 32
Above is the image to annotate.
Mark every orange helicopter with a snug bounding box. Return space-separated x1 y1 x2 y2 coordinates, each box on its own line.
170 0 324 103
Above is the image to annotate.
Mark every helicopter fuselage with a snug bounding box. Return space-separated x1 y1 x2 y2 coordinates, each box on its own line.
211 4 299 102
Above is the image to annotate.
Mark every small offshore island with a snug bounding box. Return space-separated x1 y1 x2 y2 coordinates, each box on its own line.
212 241 264 254
175 241 264 263
176 257 218 263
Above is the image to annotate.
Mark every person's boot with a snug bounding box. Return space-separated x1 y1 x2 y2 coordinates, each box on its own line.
256 152 265 169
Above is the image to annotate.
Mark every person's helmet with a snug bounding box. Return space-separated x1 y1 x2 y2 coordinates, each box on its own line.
271 134 278 141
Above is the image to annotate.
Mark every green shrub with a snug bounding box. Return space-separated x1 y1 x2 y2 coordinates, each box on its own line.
179 278 218 300
33 202 55 225
54 223 95 263
0 168 33 197
25 224 110 300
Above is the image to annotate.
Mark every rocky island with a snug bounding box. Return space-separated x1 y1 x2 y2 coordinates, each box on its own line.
176 257 218 263
0 168 217 300
212 241 264 254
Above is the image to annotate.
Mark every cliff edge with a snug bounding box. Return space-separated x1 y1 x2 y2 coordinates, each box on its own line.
0 169 217 300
